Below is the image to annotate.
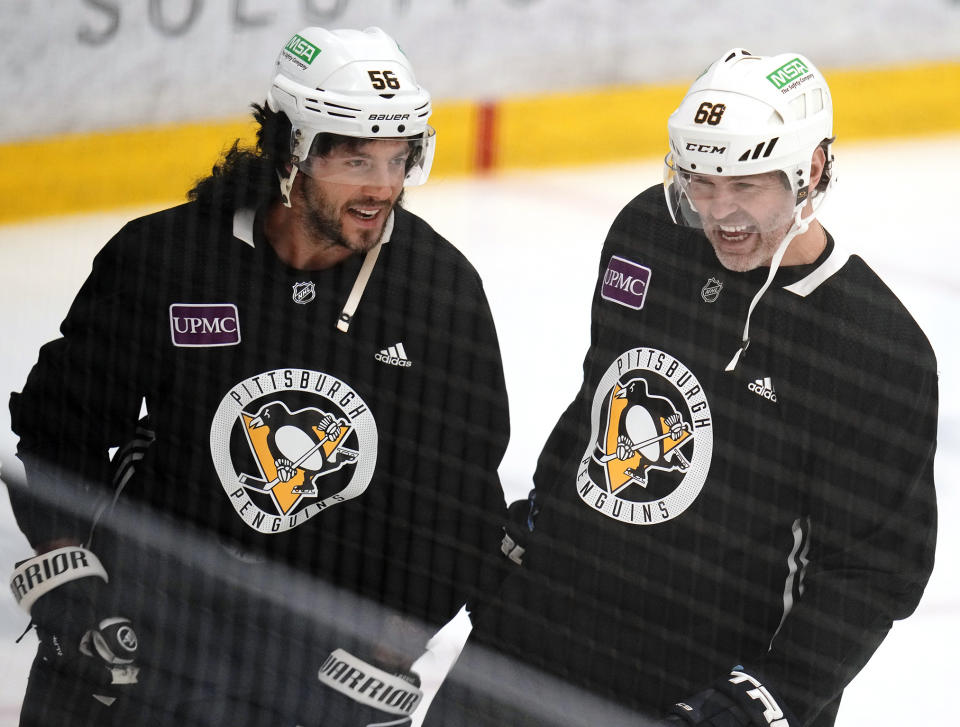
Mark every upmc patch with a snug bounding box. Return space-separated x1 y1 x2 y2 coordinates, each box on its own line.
601 255 652 310
169 304 241 347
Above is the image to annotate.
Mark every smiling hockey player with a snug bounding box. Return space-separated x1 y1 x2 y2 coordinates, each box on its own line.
7 26 510 727
426 49 938 727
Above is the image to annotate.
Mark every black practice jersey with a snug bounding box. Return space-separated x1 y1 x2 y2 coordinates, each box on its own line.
484 186 938 726
9 200 510 634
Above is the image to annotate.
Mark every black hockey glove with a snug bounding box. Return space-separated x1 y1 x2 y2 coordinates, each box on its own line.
10 546 140 707
660 667 797 727
314 648 424 726
500 488 539 566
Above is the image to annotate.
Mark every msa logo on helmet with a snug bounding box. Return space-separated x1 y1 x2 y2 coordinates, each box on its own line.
766 58 810 90
284 34 320 66
368 114 410 121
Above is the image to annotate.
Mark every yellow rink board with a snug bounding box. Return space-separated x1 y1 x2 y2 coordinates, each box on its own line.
0 61 957 223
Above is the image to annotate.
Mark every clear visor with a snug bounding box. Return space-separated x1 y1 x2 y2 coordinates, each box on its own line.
663 152 798 234
296 127 436 187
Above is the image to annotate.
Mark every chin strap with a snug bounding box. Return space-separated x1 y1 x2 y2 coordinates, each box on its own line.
724 209 810 373
723 145 836 372
336 211 395 333
279 166 299 208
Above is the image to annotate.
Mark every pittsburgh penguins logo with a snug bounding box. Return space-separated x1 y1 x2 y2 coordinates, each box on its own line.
577 348 712 525
598 377 693 489
210 368 377 533
240 402 356 495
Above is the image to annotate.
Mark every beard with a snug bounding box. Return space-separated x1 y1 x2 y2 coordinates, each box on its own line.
299 177 404 255
703 211 795 272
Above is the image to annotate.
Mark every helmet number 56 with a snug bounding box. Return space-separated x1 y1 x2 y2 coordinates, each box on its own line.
694 102 726 125
368 70 401 90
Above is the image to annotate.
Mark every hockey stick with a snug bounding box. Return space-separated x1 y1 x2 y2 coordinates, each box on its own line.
597 424 693 463
238 430 337 491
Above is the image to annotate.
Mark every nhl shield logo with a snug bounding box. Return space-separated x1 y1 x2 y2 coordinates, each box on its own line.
292 281 316 305
701 277 723 303
210 368 377 533
577 348 713 525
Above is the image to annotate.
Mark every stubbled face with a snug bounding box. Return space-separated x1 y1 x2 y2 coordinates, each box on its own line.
684 171 796 272
297 139 410 255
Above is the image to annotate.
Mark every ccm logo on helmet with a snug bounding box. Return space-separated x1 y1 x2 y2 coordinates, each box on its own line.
686 143 727 154
369 114 410 121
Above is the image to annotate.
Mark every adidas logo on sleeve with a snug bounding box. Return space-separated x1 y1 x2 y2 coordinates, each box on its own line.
375 342 413 368
748 377 778 402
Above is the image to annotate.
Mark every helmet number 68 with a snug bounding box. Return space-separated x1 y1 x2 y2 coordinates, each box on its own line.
368 70 401 90
694 102 726 125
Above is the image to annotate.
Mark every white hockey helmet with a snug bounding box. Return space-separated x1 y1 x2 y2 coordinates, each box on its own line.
266 27 436 203
664 48 834 230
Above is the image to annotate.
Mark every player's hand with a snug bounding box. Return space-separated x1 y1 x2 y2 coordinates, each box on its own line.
501 488 539 566
657 690 753 727
314 648 423 726
11 546 140 706
659 667 796 726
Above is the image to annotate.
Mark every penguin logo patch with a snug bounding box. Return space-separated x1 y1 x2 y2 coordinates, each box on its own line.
210 368 377 533
577 348 713 525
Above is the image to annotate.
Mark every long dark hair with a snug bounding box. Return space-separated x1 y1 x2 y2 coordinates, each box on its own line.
189 103 422 213
187 102 291 212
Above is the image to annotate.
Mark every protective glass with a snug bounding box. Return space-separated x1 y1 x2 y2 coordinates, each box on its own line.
663 152 796 234
296 128 436 187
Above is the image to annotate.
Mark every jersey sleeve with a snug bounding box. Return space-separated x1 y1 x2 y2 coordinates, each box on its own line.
532 200 637 504
754 324 938 724
398 247 512 627
8 224 153 550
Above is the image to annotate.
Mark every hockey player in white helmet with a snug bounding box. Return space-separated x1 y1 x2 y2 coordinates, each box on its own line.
268 27 435 198
8 27 510 727
664 49 835 273
426 49 937 727
664 49 837 370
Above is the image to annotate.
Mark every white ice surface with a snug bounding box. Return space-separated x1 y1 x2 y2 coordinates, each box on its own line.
0 135 957 725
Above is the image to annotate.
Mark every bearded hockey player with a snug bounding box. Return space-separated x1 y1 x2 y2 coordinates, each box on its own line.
426 49 938 727
6 27 510 726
